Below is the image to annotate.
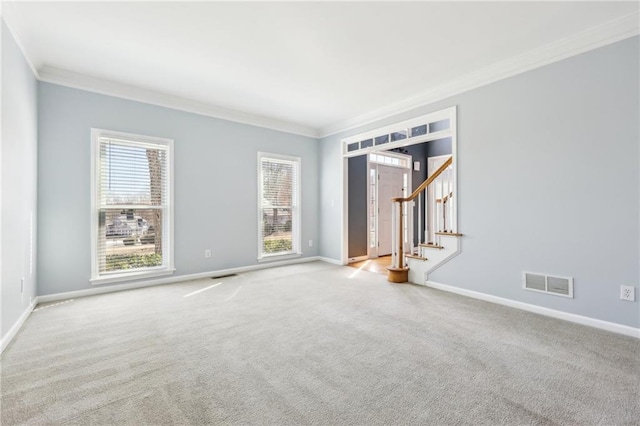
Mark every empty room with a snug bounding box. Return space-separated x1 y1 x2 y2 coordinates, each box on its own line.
1 1 639 425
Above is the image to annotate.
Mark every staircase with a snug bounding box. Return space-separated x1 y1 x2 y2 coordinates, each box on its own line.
387 156 462 284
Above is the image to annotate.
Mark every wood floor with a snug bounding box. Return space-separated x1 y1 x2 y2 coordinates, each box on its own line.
347 256 391 275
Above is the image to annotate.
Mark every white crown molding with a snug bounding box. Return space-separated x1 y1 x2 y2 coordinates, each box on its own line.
1 10 40 79
38 66 319 138
318 10 640 138
4 5 638 141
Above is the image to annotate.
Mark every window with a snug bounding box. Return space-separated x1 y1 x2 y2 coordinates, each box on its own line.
258 152 301 260
91 129 174 283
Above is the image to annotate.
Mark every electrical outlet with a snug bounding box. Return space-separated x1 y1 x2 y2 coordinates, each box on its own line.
620 285 635 302
204 249 212 259
308 240 313 247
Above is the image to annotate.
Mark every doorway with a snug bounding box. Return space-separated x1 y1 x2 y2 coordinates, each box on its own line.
341 107 457 265
367 153 412 259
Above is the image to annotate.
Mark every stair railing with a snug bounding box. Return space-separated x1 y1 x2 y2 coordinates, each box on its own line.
390 156 453 273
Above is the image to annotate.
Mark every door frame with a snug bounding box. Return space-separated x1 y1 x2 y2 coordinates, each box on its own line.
368 153 412 259
341 106 457 265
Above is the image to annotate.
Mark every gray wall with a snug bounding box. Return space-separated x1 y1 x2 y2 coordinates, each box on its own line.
37 83 319 296
319 36 640 328
1 21 38 340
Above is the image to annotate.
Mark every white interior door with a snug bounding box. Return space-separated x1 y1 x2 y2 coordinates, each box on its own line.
377 165 405 256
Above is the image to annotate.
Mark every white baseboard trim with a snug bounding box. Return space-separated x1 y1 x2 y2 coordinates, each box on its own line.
38 256 323 304
425 280 640 339
0 300 37 355
347 255 368 264
317 256 345 265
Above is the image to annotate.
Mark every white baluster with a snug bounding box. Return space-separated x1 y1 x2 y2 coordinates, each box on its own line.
409 200 414 255
417 193 422 246
391 201 396 268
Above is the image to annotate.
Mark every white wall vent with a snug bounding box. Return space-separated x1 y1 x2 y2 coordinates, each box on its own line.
523 272 573 298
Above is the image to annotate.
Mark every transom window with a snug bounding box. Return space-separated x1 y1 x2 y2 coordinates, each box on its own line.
343 108 454 157
369 153 409 168
258 152 301 260
91 129 174 283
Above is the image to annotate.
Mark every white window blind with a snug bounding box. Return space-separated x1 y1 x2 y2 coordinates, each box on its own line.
91 130 173 282
258 153 301 259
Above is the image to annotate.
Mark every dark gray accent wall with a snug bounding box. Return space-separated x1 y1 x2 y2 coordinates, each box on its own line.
425 137 453 174
320 36 640 328
388 144 428 245
348 155 368 258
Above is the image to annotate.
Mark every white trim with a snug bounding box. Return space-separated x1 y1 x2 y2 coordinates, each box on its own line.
342 107 457 267
424 280 640 339
90 268 176 285
319 12 640 138
38 66 318 138
348 255 369 264
342 109 452 146
90 128 175 283
1 10 40 79
2 256 338 354
341 154 348 265
3 8 637 140
257 253 302 263
318 256 344 266
37 256 324 304
257 152 302 260
0 300 37 354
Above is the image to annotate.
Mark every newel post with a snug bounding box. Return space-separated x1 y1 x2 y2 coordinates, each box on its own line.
387 198 409 283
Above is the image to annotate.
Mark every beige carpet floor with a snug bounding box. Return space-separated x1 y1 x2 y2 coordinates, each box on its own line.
1 261 638 425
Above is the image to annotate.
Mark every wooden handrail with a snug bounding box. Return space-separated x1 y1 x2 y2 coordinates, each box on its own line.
392 156 452 203
436 192 454 204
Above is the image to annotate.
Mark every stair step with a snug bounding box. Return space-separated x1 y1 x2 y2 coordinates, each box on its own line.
406 254 428 261
435 232 463 236
419 243 444 249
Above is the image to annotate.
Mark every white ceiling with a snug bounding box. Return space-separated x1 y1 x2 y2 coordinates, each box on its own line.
3 1 639 137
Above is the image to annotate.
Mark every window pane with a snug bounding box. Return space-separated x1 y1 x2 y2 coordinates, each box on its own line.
99 141 167 206
360 138 373 148
262 161 294 207
429 119 450 133
260 156 299 257
375 135 389 145
391 131 407 142
94 132 171 280
99 208 163 273
262 207 293 254
347 142 359 152
411 125 427 137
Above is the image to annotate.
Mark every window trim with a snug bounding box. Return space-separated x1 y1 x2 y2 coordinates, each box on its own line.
257 151 302 261
90 128 175 285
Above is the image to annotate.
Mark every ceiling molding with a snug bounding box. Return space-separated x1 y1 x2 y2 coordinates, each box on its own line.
5 5 638 141
37 66 319 138
1 10 40 79
318 11 640 138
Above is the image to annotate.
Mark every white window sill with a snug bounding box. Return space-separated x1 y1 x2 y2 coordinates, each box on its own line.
257 252 302 263
91 268 176 285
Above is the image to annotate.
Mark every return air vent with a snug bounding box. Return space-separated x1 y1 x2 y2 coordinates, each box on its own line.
523 272 573 298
